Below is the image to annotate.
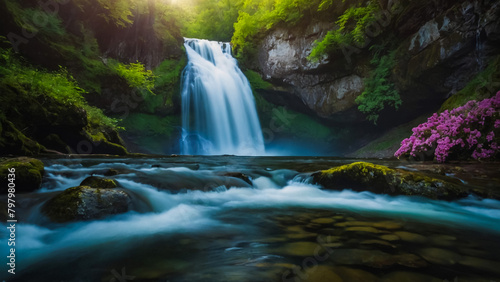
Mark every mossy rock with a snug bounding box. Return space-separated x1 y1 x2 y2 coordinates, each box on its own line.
0 118 45 156
80 176 118 188
42 186 131 222
0 157 44 194
312 162 468 200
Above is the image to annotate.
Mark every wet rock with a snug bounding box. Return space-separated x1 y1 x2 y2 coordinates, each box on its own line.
275 242 323 257
417 248 462 265
379 234 400 242
394 253 428 268
429 234 457 247
80 176 118 188
311 218 335 224
330 249 395 268
458 256 500 275
331 249 427 269
0 157 44 194
312 162 468 200
303 265 343 282
103 169 119 176
393 231 427 244
381 271 442 282
218 172 252 185
345 226 382 233
331 266 378 282
360 240 396 249
42 186 132 222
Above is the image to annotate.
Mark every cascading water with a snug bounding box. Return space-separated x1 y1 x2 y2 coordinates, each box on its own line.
180 38 265 155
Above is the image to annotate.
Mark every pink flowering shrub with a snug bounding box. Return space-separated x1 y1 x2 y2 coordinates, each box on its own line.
395 91 500 162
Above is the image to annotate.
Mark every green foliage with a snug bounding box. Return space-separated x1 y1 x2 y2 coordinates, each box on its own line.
232 0 322 63
439 56 500 112
355 49 401 124
75 0 135 28
110 60 155 92
4 0 66 37
0 45 120 131
183 0 245 41
244 70 272 90
154 58 186 89
309 1 380 60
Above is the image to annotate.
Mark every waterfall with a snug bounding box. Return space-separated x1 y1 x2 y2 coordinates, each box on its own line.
180 38 265 155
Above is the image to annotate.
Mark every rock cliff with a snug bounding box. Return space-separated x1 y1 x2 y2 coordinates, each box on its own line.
255 0 500 130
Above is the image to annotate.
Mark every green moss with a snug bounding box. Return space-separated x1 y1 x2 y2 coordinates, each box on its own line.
0 118 45 156
252 91 335 142
42 186 83 223
81 176 118 188
244 70 272 90
439 55 500 112
315 162 466 199
0 157 44 193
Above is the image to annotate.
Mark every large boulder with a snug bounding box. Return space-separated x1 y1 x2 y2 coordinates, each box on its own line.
0 157 44 194
42 186 132 222
312 162 468 200
80 176 118 188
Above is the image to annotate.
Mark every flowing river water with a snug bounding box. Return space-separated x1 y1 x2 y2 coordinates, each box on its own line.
1 156 500 281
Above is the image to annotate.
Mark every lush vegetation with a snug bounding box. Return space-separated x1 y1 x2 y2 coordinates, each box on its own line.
110 60 155 92
309 1 380 60
0 45 119 130
356 49 401 124
232 0 325 63
395 92 500 162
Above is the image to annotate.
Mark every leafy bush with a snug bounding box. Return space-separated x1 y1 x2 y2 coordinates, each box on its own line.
0 45 120 131
395 92 500 162
309 1 380 60
244 70 272 90
110 60 155 92
232 0 322 63
355 50 401 124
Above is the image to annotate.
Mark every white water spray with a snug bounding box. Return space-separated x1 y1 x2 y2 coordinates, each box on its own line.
180 38 265 155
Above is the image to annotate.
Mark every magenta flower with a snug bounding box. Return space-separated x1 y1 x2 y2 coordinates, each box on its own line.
395 91 500 162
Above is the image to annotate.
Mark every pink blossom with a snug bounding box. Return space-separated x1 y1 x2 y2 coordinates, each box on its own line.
395 91 500 162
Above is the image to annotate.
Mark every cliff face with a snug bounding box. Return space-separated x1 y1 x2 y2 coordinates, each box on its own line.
256 0 500 128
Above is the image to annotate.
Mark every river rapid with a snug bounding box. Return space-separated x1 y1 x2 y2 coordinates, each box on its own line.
1 156 500 281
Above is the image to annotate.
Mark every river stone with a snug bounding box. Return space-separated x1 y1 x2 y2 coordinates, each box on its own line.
393 231 427 243
0 157 44 194
217 172 252 185
42 186 132 222
80 176 118 188
372 221 402 230
330 249 396 268
311 218 335 224
345 226 382 233
312 162 468 200
381 271 442 282
393 253 428 268
360 240 396 249
331 266 378 282
459 256 500 275
276 242 323 257
303 265 343 282
417 248 462 265
429 234 457 247
379 234 401 241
